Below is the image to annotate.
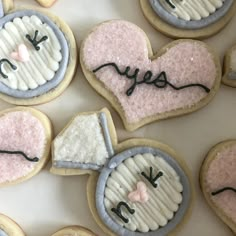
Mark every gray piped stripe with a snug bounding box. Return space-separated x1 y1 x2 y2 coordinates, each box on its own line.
0 229 8 236
0 10 69 98
228 72 236 80
0 0 4 19
96 147 191 236
149 0 234 30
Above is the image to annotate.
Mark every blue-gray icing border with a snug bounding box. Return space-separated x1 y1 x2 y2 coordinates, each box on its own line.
53 112 114 171
228 71 236 80
0 229 8 236
96 146 191 236
149 0 233 30
0 0 4 19
0 10 69 98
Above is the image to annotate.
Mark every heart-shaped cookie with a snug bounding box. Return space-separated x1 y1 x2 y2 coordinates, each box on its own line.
223 44 236 88
140 0 236 39
0 1 77 105
200 140 236 233
0 107 52 187
81 20 221 131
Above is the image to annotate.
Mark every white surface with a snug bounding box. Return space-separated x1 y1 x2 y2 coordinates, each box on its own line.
0 0 235 236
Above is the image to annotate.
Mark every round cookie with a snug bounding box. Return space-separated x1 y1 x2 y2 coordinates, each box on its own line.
51 226 97 236
0 106 52 187
80 20 221 131
36 0 57 8
0 214 25 236
51 108 194 236
200 140 236 233
140 0 236 39
0 0 77 105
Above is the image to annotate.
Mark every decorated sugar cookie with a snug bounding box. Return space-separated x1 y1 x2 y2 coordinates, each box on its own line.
0 106 52 187
0 0 77 105
52 226 97 236
140 0 236 39
80 20 221 131
36 0 57 8
0 214 25 236
223 44 236 87
51 108 193 236
200 140 236 233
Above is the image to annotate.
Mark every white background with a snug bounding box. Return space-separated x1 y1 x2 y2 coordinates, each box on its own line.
0 0 235 235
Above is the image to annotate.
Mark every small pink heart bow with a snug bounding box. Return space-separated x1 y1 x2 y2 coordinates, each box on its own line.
128 181 149 203
11 44 30 62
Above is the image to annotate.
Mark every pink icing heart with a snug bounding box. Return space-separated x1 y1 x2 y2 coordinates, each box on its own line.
205 143 236 230
11 44 30 62
128 181 149 203
82 20 221 130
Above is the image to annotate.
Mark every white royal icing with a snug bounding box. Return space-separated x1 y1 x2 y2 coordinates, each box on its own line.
104 153 183 233
54 114 109 166
160 0 225 21
0 15 62 91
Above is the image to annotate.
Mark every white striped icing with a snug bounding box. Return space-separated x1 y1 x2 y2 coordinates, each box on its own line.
104 153 183 233
0 15 62 91
160 0 225 21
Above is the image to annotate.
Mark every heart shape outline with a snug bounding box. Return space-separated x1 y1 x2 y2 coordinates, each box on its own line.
128 181 149 203
200 140 236 234
11 44 30 62
81 20 221 131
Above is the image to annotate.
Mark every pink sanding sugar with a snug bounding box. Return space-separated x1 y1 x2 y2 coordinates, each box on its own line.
83 21 217 123
0 111 46 183
206 145 236 223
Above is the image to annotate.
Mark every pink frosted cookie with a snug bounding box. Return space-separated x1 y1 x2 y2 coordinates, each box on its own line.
80 20 221 131
200 140 236 233
0 106 52 187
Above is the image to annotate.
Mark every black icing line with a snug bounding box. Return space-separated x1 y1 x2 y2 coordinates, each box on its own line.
0 150 39 162
141 167 163 188
93 63 210 96
0 59 17 79
111 201 135 224
26 30 48 51
212 187 236 196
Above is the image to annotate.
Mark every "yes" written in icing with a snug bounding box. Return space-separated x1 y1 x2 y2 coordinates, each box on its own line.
93 63 211 96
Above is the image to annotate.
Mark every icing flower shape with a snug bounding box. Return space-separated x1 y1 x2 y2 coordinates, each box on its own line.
140 0 236 39
200 140 236 233
51 108 193 236
0 0 77 105
128 181 149 203
81 20 221 131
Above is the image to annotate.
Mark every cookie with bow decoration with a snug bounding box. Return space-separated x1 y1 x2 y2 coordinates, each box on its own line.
200 140 236 233
80 20 221 131
0 214 25 236
223 44 236 88
140 0 236 39
51 108 193 236
0 106 52 187
0 0 77 105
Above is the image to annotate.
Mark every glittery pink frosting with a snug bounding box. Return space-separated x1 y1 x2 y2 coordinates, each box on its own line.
83 20 217 123
0 111 46 184
206 145 236 223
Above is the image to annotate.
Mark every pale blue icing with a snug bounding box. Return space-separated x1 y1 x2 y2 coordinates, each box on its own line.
0 0 4 19
0 10 69 98
228 72 236 80
53 112 114 170
96 147 191 236
0 229 8 236
149 0 233 30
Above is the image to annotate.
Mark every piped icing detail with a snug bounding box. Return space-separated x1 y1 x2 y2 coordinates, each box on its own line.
0 15 62 91
128 181 149 203
11 44 30 62
0 111 46 184
83 20 217 124
104 153 183 232
160 0 225 21
206 144 236 223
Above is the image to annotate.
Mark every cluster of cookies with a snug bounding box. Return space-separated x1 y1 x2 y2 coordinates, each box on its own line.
0 0 235 235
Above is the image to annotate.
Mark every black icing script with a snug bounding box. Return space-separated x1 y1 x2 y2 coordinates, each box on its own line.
111 201 135 224
0 150 39 162
93 63 210 96
212 187 236 196
141 167 163 188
